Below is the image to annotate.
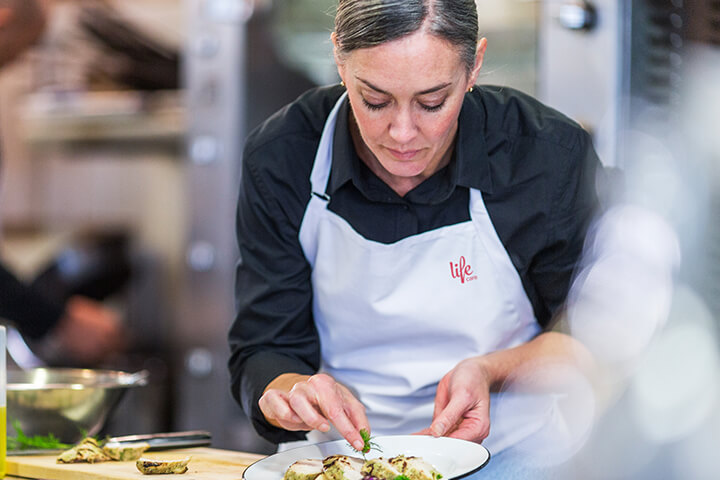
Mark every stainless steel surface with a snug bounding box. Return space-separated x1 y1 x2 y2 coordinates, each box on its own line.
7 368 149 443
179 0 324 455
557 1 597 31
180 0 256 452
538 0 626 166
539 0 693 168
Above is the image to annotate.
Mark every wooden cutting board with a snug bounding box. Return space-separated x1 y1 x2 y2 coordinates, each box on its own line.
7 447 267 480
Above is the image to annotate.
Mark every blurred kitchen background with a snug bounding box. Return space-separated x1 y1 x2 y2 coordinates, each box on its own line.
1 0 719 475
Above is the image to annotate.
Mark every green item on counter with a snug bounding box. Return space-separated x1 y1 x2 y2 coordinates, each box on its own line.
7 419 73 451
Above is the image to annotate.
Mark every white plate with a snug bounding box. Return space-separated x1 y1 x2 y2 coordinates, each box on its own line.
243 435 490 479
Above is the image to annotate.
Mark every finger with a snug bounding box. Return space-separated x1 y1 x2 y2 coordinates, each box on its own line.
338 384 369 433
430 393 473 437
316 386 365 451
413 427 432 436
259 390 306 430
432 376 451 423
444 402 490 443
260 390 304 424
446 416 490 443
287 384 332 432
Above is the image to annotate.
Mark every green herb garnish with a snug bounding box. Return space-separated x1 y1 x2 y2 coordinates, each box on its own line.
360 429 372 454
7 420 73 451
394 476 411 480
351 428 381 458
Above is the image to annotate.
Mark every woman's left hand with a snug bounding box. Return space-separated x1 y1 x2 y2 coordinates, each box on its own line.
416 357 492 443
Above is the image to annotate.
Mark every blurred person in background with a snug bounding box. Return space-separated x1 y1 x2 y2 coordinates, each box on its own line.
0 0 124 366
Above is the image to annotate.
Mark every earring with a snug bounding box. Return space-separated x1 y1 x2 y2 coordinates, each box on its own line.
468 86 474 93
340 81 345 87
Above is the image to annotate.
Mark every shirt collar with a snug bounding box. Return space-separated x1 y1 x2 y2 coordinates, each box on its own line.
328 92 494 198
455 93 494 194
329 99 357 195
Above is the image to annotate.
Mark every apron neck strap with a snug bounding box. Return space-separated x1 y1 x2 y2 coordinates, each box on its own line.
309 92 348 198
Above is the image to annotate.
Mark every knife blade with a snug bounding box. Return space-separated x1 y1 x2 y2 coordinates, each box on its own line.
8 430 212 456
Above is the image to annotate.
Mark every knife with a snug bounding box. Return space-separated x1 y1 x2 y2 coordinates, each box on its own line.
8 430 212 456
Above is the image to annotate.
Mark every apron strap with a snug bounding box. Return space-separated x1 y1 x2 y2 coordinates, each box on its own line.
309 92 348 199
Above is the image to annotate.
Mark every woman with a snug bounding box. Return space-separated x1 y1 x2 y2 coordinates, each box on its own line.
229 0 599 464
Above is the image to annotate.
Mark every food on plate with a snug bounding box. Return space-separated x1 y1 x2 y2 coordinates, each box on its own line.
322 455 365 480
136 456 191 475
103 441 151 461
388 455 443 480
283 459 324 480
284 458 325 480
56 437 111 464
361 458 402 479
284 455 442 480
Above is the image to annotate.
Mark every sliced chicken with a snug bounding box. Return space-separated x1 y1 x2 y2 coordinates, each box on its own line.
322 455 364 480
361 458 403 480
389 455 443 480
283 458 324 480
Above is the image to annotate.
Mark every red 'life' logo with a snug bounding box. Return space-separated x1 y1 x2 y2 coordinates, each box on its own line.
450 256 477 284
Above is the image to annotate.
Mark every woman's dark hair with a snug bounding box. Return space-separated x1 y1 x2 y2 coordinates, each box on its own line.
334 0 479 72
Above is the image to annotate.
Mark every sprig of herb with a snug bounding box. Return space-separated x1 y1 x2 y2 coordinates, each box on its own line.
351 428 381 459
7 420 73 451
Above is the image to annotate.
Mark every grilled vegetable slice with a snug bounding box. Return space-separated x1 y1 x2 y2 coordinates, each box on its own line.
56 437 111 464
136 456 191 474
102 441 150 461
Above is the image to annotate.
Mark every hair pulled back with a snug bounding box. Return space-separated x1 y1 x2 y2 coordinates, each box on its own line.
334 0 479 72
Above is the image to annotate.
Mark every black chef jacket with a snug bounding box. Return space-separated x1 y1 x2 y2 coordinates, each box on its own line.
229 84 601 444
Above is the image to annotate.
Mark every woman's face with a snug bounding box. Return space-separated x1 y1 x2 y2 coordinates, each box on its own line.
335 31 485 194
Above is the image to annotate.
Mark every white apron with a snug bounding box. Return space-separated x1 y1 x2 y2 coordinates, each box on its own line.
291 93 553 454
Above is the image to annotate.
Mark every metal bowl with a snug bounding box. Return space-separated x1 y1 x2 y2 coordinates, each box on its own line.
7 368 148 444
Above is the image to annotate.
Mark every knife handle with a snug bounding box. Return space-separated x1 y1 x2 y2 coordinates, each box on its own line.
108 430 212 450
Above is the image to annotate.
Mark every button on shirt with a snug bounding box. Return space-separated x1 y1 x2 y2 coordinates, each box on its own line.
229 84 600 444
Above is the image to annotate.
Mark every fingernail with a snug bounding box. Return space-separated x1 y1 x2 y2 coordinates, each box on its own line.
319 423 330 432
431 423 445 436
353 440 365 451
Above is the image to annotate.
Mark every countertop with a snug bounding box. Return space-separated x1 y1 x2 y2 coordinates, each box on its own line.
5 447 266 480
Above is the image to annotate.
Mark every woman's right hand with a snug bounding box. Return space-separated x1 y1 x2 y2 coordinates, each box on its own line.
259 372 369 451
